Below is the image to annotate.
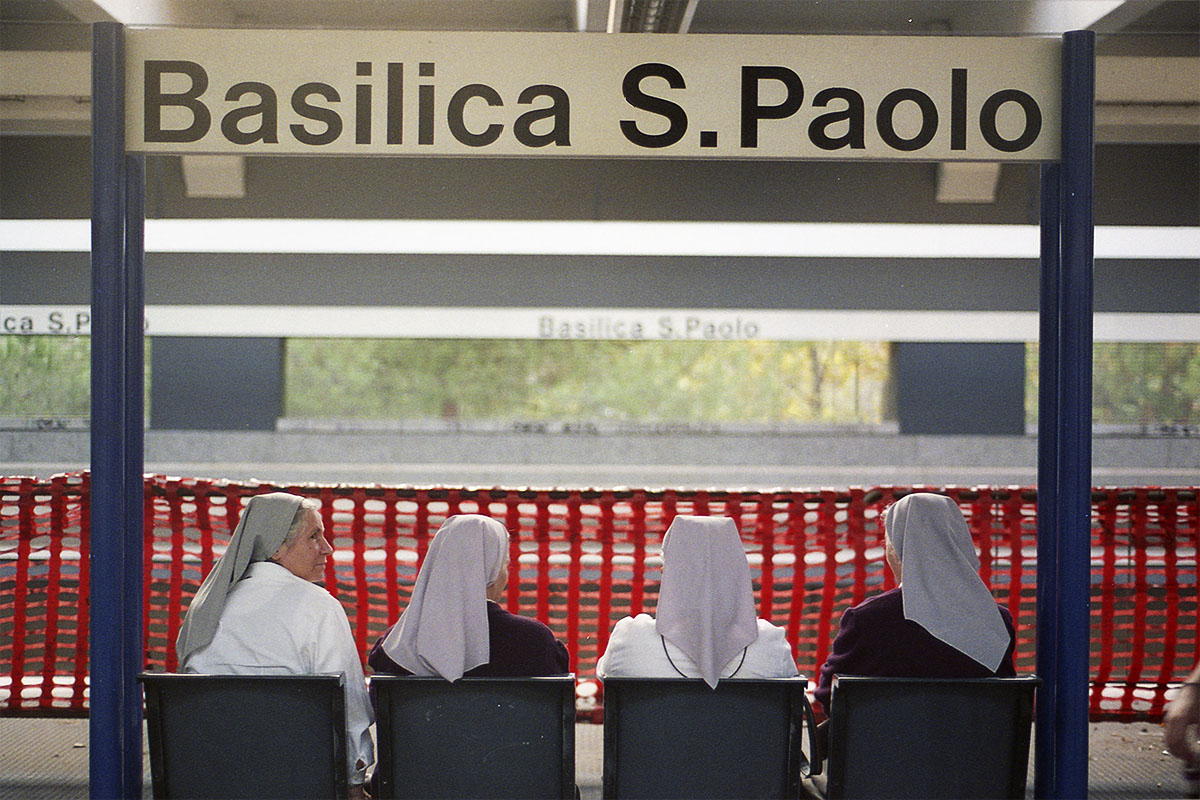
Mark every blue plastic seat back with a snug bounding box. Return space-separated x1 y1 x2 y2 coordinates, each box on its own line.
826 676 1039 800
371 675 576 800
139 672 348 800
601 677 809 800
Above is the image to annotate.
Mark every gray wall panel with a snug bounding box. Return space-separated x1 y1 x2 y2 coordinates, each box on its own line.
5 252 1197 314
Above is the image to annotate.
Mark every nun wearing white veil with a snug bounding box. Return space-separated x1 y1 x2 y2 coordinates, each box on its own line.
178 492 374 795
368 514 568 681
596 515 798 689
814 492 1017 715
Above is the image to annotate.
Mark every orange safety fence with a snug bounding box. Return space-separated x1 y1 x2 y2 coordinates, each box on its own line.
1 473 1196 720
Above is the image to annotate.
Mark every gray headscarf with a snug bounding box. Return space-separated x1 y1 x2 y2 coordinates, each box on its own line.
379 514 509 682
886 492 1011 671
176 492 306 665
655 515 759 688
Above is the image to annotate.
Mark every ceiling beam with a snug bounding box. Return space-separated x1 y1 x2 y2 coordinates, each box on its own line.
936 163 1002 204
181 155 247 199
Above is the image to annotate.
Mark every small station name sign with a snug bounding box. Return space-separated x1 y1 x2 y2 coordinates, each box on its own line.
125 29 1061 161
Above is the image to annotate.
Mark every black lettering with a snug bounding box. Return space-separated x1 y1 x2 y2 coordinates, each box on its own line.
290 82 342 146
447 84 504 147
980 89 1042 152
48 311 63 332
355 62 372 145
514 84 570 147
620 63 687 149
222 82 278 145
387 62 403 144
808 87 865 150
877 88 937 152
951 69 967 150
144 60 210 143
419 63 436 145
740 66 803 147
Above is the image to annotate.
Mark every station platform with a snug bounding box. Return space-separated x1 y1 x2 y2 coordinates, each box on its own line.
0 715 1193 799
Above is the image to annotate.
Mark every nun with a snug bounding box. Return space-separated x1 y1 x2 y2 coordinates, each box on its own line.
368 514 568 680
596 515 798 688
177 492 374 797
814 492 1017 716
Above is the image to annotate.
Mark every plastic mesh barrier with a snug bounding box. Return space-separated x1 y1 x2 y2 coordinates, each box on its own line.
1 473 1196 720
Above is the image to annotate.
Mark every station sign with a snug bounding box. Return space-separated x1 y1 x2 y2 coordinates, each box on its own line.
11 305 1195 343
125 29 1061 161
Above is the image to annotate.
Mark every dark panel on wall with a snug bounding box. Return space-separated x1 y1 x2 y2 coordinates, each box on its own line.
893 342 1026 435
3 140 1194 228
150 337 282 430
139 154 1042 224
0 136 91 218
1095 260 1200 313
138 253 1047 310
5 251 1196 317
1095 144 1200 226
0 251 91 301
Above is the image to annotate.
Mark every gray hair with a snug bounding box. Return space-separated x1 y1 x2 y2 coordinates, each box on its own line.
282 498 322 547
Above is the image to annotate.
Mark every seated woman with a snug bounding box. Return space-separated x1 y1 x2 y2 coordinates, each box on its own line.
596 515 798 688
368 514 568 680
177 492 374 798
814 492 1017 716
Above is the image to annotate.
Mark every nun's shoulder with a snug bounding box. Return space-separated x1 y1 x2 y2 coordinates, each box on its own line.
850 586 904 619
488 602 559 640
754 617 791 639
607 613 658 642
290 576 350 617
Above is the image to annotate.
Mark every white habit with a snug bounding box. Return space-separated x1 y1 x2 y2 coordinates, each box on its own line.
183 561 374 785
597 614 798 681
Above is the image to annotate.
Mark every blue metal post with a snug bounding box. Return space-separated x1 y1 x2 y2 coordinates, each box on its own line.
1056 29 1095 800
1034 161 1061 799
90 20 130 800
122 153 146 798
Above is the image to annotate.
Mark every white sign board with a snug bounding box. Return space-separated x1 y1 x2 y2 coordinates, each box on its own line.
125 30 1061 161
7 306 1197 343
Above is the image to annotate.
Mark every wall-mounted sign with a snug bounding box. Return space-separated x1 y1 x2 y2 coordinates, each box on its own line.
125 29 1061 161
6 305 1195 342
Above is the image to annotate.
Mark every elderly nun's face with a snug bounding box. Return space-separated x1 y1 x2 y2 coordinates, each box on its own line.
485 552 510 603
883 512 902 583
273 510 333 583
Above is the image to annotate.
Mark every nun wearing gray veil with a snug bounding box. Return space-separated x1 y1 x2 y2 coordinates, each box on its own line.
814 492 1017 716
177 492 375 795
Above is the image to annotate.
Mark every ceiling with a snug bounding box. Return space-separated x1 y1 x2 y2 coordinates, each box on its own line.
1 1 1197 201
2 0 1197 133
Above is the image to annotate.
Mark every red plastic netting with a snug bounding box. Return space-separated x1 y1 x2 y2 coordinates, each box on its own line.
1 473 1196 720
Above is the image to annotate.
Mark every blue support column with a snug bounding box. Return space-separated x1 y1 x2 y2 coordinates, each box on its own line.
91 21 143 799
1056 29 1095 800
90 20 128 800
122 153 146 798
1034 161 1061 800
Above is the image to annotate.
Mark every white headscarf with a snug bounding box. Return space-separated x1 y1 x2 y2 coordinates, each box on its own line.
379 514 509 682
655 515 759 688
176 492 305 665
886 492 1011 672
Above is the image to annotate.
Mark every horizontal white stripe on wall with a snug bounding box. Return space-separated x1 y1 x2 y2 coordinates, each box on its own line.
3 305 1198 342
2 219 1198 259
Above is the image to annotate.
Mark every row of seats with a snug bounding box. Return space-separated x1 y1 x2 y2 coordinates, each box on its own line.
139 673 1039 800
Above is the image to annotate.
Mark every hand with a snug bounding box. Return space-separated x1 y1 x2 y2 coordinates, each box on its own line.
1164 666 1200 767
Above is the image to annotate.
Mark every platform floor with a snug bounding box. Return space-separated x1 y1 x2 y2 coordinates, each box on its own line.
0 715 1194 799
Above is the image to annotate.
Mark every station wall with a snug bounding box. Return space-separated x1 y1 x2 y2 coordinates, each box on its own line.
2 135 1197 433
